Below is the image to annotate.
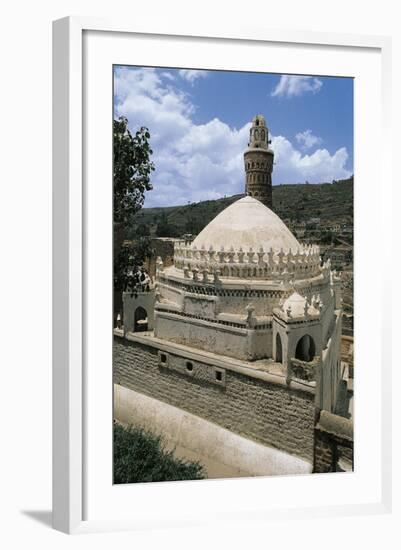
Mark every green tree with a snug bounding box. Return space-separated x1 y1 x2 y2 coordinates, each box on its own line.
113 116 154 295
135 223 151 237
155 211 181 238
320 231 334 244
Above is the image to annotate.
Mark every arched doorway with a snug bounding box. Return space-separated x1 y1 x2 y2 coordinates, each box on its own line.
134 306 148 332
276 333 283 363
295 334 316 362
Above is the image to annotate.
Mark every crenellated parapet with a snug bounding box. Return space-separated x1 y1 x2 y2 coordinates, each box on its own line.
172 242 322 281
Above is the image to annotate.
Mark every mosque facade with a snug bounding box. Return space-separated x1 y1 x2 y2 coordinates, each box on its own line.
113 115 348 476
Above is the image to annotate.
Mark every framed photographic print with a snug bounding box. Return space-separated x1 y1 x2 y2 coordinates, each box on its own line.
52 17 392 534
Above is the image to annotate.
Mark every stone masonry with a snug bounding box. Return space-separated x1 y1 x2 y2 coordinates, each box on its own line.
313 410 353 472
113 335 316 463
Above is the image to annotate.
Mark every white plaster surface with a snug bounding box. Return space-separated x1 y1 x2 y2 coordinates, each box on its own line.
191 196 300 252
114 383 312 479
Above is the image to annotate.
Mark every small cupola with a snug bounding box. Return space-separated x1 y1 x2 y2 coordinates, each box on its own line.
249 114 269 149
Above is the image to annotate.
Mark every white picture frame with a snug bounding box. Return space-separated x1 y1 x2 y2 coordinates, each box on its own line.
52 16 392 534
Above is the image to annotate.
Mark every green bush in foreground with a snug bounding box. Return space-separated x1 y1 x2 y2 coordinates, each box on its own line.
113 423 205 484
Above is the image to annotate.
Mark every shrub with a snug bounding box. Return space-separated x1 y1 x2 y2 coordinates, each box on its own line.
113 423 205 484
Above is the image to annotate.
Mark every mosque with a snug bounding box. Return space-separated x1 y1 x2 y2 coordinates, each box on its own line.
114 115 350 477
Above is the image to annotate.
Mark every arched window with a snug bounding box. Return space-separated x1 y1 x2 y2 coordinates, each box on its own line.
261 130 265 140
276 333 283 363
295 334 316 362
134 306 148 332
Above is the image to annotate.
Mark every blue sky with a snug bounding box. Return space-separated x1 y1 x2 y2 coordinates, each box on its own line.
114 66 353 208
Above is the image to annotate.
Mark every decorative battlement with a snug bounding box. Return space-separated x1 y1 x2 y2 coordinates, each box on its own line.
171 242 322 281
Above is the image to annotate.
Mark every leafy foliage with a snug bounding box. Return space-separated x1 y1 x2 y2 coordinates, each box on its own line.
113 117 154 225
113 116 155 293
136 223 150 237
113 423 205 484
113 237 152 293
155 212 181 237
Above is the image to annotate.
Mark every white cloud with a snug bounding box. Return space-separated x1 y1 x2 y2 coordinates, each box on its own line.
114 67 193 145
295 129 323 150
271 75 323 98
271 135 350 184
114 67 351 207
178 69 208 84
160 71 175 81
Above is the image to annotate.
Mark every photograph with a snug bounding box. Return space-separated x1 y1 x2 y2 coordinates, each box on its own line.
1 0 396 543
112 65 354 483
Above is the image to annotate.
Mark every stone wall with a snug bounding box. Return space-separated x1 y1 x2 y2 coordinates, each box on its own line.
113 335 316 462
155 312 250 360
313 410 353 473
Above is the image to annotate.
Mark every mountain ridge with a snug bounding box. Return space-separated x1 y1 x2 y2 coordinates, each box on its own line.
132 176 353 239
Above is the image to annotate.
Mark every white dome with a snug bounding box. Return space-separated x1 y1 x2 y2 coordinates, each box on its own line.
283 291 307 318
191 196 300 252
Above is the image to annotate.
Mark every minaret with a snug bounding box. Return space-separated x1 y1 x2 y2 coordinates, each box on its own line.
244 114 274 208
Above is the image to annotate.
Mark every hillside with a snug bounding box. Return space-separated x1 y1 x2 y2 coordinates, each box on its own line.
132 176 353 239
273 176 353 224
